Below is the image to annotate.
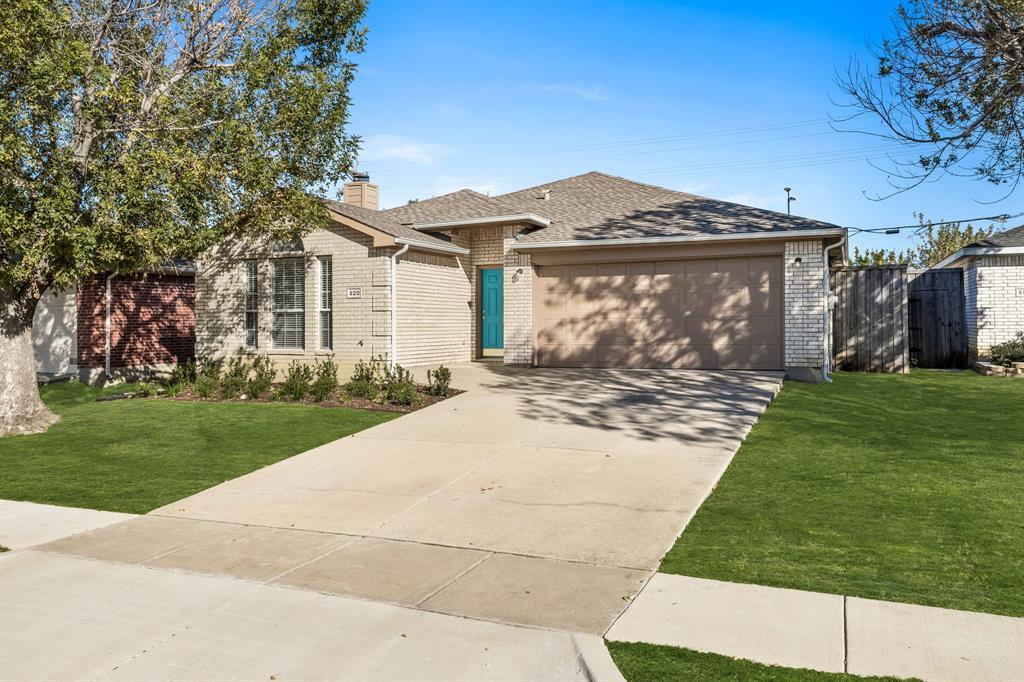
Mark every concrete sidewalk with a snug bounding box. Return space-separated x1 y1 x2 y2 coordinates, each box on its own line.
0 549 622 682
0 499 135 549
606 573 1024 682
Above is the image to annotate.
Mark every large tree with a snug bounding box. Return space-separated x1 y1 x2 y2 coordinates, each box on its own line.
0 0 365 435
840 0 1024 193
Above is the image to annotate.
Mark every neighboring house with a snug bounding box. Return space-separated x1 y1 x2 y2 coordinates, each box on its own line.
196 171 847 379
33 262 197 383
934 225 1024 361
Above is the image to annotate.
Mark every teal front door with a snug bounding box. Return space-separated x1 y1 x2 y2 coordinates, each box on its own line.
480 268 504 355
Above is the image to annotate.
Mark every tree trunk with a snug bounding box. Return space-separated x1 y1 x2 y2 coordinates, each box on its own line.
1 290 59 437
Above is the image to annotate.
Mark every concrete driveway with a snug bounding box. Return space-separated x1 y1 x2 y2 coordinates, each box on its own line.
5 364 781 680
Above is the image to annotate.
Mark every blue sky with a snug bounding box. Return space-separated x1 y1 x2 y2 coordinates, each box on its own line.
345 0 1021 252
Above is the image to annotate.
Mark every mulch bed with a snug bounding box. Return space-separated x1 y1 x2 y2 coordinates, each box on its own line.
163 385 462 413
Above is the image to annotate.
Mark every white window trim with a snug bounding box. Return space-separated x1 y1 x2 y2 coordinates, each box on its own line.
271 257 305 350
318 256 332 350
244 260 258 349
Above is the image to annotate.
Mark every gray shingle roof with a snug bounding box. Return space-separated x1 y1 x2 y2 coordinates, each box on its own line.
381 189 518 225
322 198 456 247
975 225 1024 248
495 172 840 244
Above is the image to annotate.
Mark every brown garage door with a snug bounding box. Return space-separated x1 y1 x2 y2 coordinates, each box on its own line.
534 256 783 369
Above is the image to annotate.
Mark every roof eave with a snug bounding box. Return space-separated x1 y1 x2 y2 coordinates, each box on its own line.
932 245 1024 269
511 227 847 250
394 237 470 256
412 213 551 231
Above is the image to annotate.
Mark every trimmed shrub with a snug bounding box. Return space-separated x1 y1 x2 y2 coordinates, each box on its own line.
426 366 451 396
989 331 1024 367
248 355 275 399
383 363 418 405
193 359 221 399
311 358 339 402
344 378 379 401
221 352 250 398
351 355 387 385
387 380 419 406
282 361 313 401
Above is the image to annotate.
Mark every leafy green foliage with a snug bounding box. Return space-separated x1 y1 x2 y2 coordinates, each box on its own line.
343 379 378 401
351 355 387 384
193 359 221 399
247 355 275 399
989 331 1024 367
1 0 366 294
282 360 313 401
382 363 418 405
426 366 452 396
220 352 250 398
311 357 339 401
164 359 197 396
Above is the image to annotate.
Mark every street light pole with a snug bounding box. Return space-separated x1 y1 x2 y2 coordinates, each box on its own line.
784 187 796 215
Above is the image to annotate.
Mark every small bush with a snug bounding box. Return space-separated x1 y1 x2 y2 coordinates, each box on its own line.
248 355 275 399
387 380 420 406
344 378 379 401
383 363 418 405
194 359 221 399
282 361 313 401
351 355 387 385
311 358 339 402
167 359 197 388
221 352 250 398
989 331 1024 367
426 366 452 396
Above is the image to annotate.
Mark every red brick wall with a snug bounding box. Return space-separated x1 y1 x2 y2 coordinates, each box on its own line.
77 273 196 368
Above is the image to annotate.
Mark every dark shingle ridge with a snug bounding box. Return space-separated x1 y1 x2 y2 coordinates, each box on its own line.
975 225 1024 248
381 189 519 225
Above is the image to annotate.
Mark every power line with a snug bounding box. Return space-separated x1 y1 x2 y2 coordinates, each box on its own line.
848 212 1023 236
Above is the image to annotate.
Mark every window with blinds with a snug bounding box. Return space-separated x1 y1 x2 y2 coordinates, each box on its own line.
271 258 305 349
318 257 332 350
244 261 258 348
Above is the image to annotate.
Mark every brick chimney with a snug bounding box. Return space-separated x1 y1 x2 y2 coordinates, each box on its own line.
343 171 379 210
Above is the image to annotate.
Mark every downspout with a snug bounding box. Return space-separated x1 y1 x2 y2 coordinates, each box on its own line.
103 272 116 379
821 237 847 383
389 244 410 369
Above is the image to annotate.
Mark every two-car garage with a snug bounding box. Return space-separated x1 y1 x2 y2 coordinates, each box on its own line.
532 253 784 370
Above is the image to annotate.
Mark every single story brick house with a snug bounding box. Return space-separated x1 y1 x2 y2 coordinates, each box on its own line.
934 225 1024 361
33 262 196 383
196 172 847 379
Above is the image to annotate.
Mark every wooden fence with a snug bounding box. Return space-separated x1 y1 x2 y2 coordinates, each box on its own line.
907 269 967 369
831 265 910 373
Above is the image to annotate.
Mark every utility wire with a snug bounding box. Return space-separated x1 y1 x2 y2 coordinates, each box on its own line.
847 211 1023 236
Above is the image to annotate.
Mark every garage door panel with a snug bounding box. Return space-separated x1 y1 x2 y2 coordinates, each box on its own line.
535 255 783 370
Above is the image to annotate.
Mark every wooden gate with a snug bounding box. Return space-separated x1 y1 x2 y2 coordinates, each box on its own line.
907 269 967 369
831 266 909 373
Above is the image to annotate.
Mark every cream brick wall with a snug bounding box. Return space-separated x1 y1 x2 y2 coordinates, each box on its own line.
784 240 826 368
504 246 533 365
195 225 392 375
970 254 1024 359
394 249 472 366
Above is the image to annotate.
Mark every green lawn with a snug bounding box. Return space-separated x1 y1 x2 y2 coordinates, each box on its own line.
0 382 397 514
608 643 917 682
661 370 1024 617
